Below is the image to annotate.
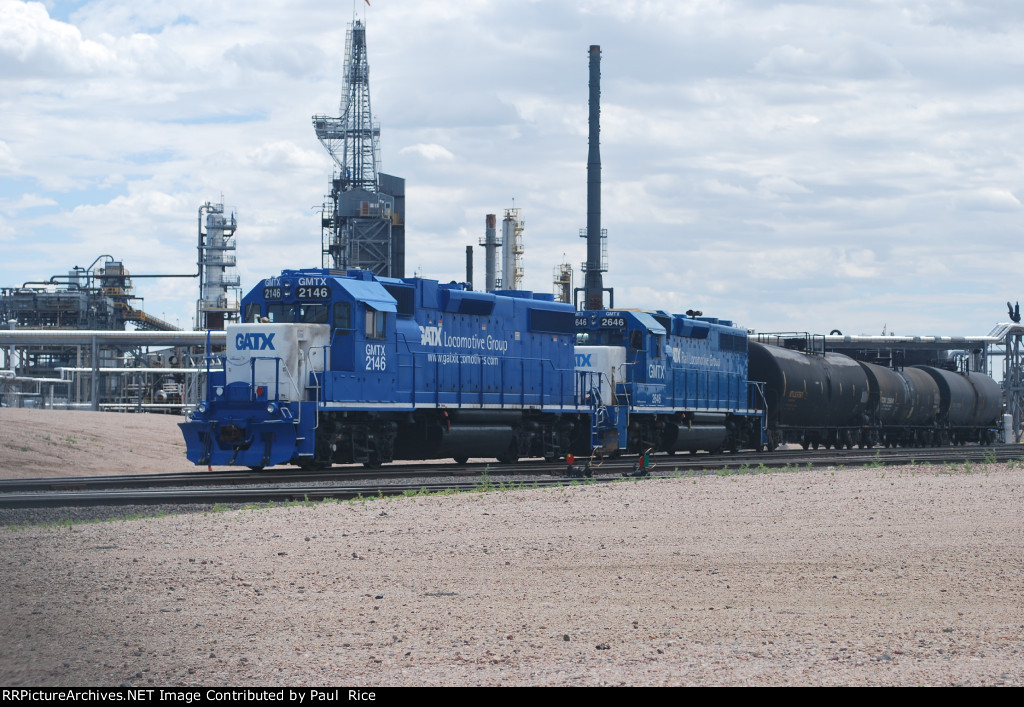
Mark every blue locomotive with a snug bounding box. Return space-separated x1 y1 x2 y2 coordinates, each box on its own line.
179 268 767 468
573 309 765 455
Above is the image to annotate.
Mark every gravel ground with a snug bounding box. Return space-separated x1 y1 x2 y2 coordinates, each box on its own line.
1 409 1023 686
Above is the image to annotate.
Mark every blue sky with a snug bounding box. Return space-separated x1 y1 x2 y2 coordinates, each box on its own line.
1 0 1022 335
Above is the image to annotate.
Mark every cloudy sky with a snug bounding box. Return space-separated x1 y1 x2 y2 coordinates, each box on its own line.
2 0 1022 336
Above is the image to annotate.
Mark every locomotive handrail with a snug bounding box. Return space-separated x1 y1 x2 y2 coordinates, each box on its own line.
247 355 282 402
748 380 768 433
756 331 826 355
308 344 332 432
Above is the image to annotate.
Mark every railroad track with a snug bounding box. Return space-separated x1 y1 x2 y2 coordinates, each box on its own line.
2 444 1021 510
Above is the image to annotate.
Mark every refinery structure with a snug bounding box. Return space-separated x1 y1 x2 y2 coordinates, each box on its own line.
0 201 241 412
2 19 1024 446
313 19 406 277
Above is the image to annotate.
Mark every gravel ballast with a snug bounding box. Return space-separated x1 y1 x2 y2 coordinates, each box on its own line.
3 456 1023 686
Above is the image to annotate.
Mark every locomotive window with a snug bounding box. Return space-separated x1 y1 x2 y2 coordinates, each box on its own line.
652 335 663 358
333 302 352 334
244 303 261 323
300 303 328 324
629 329 644 352
365 308 386 339
266 303 296 323
596 330 623 346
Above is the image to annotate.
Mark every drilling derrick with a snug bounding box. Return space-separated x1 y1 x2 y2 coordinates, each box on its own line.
313 19 405 276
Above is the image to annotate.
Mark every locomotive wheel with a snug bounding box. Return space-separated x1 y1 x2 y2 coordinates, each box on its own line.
248 466 265 472
453 456 469 465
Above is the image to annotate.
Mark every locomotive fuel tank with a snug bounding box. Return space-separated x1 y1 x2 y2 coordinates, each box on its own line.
661 412 728 453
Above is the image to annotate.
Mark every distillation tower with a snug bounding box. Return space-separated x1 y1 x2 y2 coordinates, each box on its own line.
196 201 241 330
313 19 405 276
501 208 525 290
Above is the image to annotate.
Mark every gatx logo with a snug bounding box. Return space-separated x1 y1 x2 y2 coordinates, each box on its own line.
419 324 442 346
236 332 276 350
575 353 593 367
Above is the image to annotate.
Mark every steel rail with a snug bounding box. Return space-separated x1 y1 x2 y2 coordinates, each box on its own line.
2 445 1021 498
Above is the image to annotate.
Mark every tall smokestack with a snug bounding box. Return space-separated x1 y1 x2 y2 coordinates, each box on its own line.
584 45 606 311
482 213 498 291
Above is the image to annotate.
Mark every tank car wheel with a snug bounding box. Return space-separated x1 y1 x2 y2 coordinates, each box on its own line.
453 456 469 465
801 441 810 450
363 453 383 469
496 440 519 464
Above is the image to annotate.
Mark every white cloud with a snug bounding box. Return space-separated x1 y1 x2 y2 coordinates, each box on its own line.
756 175 811 198
224 42 324 78
0 193 57 215
702 179 749 197
399 143 455 162
954 188 1022 212
245 141 324 172
0 141 20 173
0 1 116 77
